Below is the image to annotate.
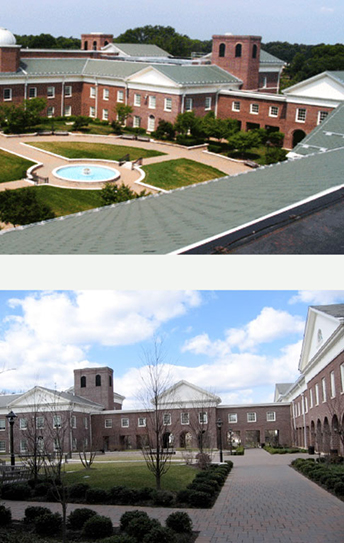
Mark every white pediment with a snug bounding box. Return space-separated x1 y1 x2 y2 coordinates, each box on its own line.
127 66 178 88
158 380 221 408
101 43 126 55
284 73 344 101
8 386 69 412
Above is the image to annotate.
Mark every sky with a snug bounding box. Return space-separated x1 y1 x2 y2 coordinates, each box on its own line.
2 0 343 45
1 289 344 409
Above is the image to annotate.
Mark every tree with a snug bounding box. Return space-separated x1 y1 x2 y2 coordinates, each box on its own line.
174 111 199 136
153 119 176 141
115 103 133 126
0 188 55 226
227 131 261 158
137 340 175 490
100 182 148 205
201 112 239 141
0 98 46 134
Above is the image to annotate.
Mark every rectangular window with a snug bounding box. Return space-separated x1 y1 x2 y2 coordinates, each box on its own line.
20 420 29 441
89 106 96 118
148 95 156 109
64 85 72 97
309 388 313 408
102 109 109 121
296 108 306 122
266 411 276 422
297 403 300 417
205 96 212 110
0 440 5 452
133 115 141 128
47 86 55 98
37 436 44 452
199 412 208 424
53 415 61 428
317 111 328 125
322 378 327 402
185 98 193 111
232 101 240 112
117 90 124 102
0 419 5 431
134 93 141 106
330 371 336 398
105 419 112 428
71 416 76 429
164 97 172 112
147 115 155 132
3 88 12 101
103 88 109 101
29 87 37 98
304 396 308 413
163 413 171 426
341 364 344 393
315 383 319 405
47 106 55 117
20 439 28 453
90 87 96 99
250 103 259 114
84 417 88 429
269 106 279 117
181 412 189 425
64 105 72 116
138 417 146 427
121 418 129 428
247 412 256 422
36 416 44 429
228 413 238 423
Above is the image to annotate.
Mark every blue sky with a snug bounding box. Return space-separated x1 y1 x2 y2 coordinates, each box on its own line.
1 290 344 408
3 0 342 44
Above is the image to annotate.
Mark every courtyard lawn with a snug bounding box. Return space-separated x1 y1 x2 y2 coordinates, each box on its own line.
35 186 104 216
63 461 196 492
0 149 35 183
27 141 166 161
142 158 226 190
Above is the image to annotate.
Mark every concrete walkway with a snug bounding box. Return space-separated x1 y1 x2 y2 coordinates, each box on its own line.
3 449 344 542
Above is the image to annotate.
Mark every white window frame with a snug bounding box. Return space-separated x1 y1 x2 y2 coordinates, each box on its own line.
247 412 256 423
341 363 344 393
317 111 328 125
205 96 212 110
20 439 28 453
105 419 112 428
138 417 146 428
228 413 238 423
199 412 208 424
134 93 141 106
121 418 129 428
64 85 72 97
0 419 5 431
53 415 61 428
133 115 141 128
90 87 96 99
102 108 109 121
181 412 189 425
36 416 44 429
147 115 155 132
164 97 172 112
29 87 37 99
0 440 5 452
269 106 279 117
309 388 313 408
304 396 308 413
117 90 124 103
250 103 259 115
148 95 156 109
296 108 306 123
321 378 327 402
163 413 171 426
84 417 88 429
315 383 319 405
266 411 276 422
64 105 72 117
3 88 12 101
47 86 55 98
185 97 193 111
330 371 336 398
89 106 96 118
232 101 240 112
47 106 55 118
103 88 109 101
71 416 76 429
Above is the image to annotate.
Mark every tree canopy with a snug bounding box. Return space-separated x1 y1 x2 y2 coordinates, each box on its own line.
14 33 81 49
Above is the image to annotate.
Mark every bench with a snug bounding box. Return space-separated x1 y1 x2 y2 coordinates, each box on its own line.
0 466 31 484
137 136 150 142
244 160 260 168
54 131 69 136
121 134 136 140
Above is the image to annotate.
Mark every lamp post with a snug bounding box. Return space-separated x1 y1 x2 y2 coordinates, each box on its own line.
228 428 233 455
217 418 223 463
6 410 17 467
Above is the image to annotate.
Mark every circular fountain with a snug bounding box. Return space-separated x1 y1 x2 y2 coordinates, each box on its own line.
53 164 120 187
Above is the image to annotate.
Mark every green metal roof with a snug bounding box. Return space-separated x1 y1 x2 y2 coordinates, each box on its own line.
328 71 344 85
114 43 171 57
155 64 240 85
293 104 344 156
260 49 285 65
19 58 87 76
83 58 150 78
0 148 343 255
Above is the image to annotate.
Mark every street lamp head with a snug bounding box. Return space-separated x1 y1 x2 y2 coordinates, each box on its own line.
217 418 223 429
6 410 17 423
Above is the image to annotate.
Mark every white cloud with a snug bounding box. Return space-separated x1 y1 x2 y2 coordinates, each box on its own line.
289 290 344 305
320 7 334 13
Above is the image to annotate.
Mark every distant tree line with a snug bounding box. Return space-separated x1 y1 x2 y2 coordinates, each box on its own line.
14 34 81 49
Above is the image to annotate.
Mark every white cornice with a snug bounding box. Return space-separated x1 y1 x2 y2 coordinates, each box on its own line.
220 89 286 102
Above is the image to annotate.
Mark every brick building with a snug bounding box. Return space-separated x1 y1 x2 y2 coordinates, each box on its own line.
1 27 343 149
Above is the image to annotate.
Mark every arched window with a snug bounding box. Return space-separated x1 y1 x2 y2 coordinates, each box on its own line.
219 43 226 57
109 375 112 387
252 44 258 59
84 41 88 51
104 40 109 46
235 43 242 58
92 41 97 51
95 374 101 387
80 376 86 388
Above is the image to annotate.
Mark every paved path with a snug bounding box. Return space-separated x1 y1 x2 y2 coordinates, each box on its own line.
3 449 343 542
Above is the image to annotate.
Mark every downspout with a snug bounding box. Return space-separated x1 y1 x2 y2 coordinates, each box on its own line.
301 393 307 449
215 90 220 118
181 93 185 114
61 78 65 116
291 400 296 447
95 79 98 119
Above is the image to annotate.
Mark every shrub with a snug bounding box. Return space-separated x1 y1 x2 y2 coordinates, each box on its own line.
82 514 113 539
126 517 161 541
264 147 287 164
68 482 90 500
110 486 138 505
334 481 344 496
67 507 98 530
136 486 154 501
176 489 195 504
166 511 193 534
24 506 51 523
120 510 150 532
187 490 213 508
0 504 12 526
99 536 136 543
187 482 216 496
86 487 109 504
0 188 55 226
1 482 31 500
142 526 177 543
32 481 51 497
152 489 175 506
46 485 62 502
34 512 62 536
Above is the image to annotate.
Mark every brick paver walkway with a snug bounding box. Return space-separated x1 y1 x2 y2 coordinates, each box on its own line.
3 449 344 542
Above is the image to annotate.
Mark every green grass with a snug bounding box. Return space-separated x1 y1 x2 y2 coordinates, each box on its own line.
27 141 166 161
63 462 197 492
34 186 104 216
142 158 226 190
0 149 35 184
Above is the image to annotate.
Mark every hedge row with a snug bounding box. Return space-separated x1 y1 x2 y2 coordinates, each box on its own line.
291 458 344 498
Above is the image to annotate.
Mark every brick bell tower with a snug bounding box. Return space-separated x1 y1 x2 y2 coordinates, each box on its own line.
74 367 114 410
211 34 261 90
81 33 114 51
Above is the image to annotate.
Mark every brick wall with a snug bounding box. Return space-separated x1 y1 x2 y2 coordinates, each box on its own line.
212 35 261 90
0 47 21 73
